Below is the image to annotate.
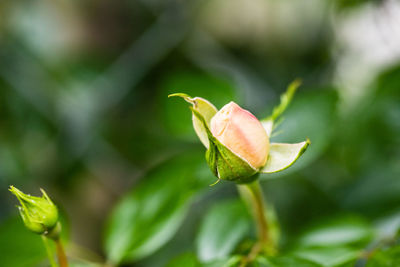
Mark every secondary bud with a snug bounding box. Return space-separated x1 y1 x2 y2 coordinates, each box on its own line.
9 186 59 235
210 102 269 169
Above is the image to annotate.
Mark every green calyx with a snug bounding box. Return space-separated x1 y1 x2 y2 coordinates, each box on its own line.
191 108 258 184
9 186 59 236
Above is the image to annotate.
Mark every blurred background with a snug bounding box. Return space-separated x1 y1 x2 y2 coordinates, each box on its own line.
1 0 400 266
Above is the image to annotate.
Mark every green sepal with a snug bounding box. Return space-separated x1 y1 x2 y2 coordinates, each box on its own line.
262 119 274 137
191 108 258 183
266 79 301 122
261 79 301 137
168 93 217 148
260 139 310 173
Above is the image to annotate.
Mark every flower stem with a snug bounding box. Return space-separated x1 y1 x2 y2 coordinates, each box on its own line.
237 180 276 256
55 238 69 267
41 235 57 267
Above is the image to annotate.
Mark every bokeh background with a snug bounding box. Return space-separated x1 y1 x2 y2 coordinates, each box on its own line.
1 0 400 266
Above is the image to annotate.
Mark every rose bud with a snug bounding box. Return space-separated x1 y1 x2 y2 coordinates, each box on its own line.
9 186 59 235
210 102 269 170
170 87 310 184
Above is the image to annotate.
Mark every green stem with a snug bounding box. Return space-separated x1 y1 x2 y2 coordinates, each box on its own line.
237 180 276 255
41 235 58 267
55 238 69 267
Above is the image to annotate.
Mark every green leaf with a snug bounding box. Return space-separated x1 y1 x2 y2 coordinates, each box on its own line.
261 141 310 174
291 246 361 267
295 216 373 248
169 93 217 148
103 151 213 264
196 200 251 262
0 216 47 267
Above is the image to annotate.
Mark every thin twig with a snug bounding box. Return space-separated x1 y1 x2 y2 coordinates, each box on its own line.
55 238 69 267
41 235 58 267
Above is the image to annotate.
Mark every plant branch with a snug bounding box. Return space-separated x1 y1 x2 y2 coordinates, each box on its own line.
237 180 276 264
41 235 58 267
55 238 69 267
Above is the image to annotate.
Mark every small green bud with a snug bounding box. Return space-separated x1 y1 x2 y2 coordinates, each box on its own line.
9 186 59 235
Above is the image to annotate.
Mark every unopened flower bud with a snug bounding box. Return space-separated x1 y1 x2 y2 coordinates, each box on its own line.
9 186 59 235
210 102 269 169
171 84 310 183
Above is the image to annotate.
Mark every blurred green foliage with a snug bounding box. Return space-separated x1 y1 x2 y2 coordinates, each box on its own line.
104 151 213 264
0 217 47 267
196 200 252 262
1 0 400 266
